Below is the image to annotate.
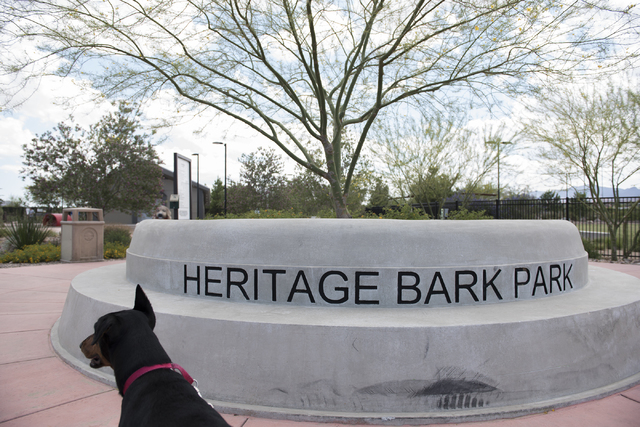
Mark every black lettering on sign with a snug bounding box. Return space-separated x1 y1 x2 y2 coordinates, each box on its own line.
184 265 200 295
263 269 286 302
425 272 451 304
563 263 573 290
397 272 421 304
227 267 250 300
550 264 562 293
455 270 479 303
319 271 349 304
532 266 548 296
355 271 379 305
205 266 222 297
514 267 530 298
253 269 259 301
287 270 315 303
483 269 503 301
178 262 578 305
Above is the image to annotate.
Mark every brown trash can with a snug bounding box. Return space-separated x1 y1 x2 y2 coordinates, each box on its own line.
60 208 104 262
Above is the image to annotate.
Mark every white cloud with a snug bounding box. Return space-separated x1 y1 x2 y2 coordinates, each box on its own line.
0 163 22 173
0 116 32 158
18 76 114 129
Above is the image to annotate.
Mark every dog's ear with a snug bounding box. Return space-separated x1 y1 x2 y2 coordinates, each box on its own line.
133 284 156 330
91 314 117 345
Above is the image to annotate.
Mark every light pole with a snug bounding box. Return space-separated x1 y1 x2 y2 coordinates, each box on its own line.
485 140 512 202
191 153 200 219
486 140 512 219
212 141 227 216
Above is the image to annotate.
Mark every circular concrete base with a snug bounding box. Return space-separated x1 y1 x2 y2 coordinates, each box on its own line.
53 263 640 424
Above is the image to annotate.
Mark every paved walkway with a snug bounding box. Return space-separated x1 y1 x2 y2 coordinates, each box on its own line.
1 261 639 426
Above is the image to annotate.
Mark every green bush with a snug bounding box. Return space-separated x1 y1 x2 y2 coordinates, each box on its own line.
207 208 335 219
104 225 132 246
1 244 61 264
581 239 602 260
447 208 494 220
360 204 431 220
104 241 129 259
2 217 52 250
207 206 432 220
0 241 129 263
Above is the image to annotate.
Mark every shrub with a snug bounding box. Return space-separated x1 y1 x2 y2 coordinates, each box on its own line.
207 208 335 219
447 208 494 220
1 244 61 264
581 238 602 260
360 204 431 220
2 216 52 250
104 241 129 259
207 206 432 219
104 225 132 246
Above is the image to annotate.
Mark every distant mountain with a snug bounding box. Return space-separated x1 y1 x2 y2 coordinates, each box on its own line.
529 186 640 198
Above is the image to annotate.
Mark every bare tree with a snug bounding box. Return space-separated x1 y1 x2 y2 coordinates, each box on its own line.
1 0 638 216
372 108 510 214
522 82 640 259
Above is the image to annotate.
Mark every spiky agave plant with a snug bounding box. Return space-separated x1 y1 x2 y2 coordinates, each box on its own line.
3 216 52 250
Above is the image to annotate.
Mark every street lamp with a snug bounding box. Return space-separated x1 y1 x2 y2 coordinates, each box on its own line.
485 140 512 202
191 153 200 219
212 142 227 216
485 140 512 220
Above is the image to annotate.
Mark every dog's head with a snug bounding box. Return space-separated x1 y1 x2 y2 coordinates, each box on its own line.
80 285 156 370
154 205 172 219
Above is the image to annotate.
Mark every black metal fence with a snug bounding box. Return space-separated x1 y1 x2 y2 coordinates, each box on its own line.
370 197 640 260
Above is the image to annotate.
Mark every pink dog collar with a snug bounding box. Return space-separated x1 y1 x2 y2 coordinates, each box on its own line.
123 363 195 395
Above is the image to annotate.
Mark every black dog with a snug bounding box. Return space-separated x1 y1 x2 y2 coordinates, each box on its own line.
80 285 230 427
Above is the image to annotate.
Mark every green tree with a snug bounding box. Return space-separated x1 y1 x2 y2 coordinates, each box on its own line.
2 0 636 217
410 166 458 217
237 147 289 211
287 168 334 216
539 190 562 219
540 190 560 201
568 191 588 222
206 178 225 216
522 83 640 260
225 180 255 214
21 102 163 214
368 178 390 208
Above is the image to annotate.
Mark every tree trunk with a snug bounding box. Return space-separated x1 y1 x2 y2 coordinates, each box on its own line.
328 181 351 218
322 135 352 218
332 195 352 218
608 224 619 261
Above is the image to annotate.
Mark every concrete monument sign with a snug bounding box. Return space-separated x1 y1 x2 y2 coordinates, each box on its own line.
53 219 640 424
126 220 587 307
